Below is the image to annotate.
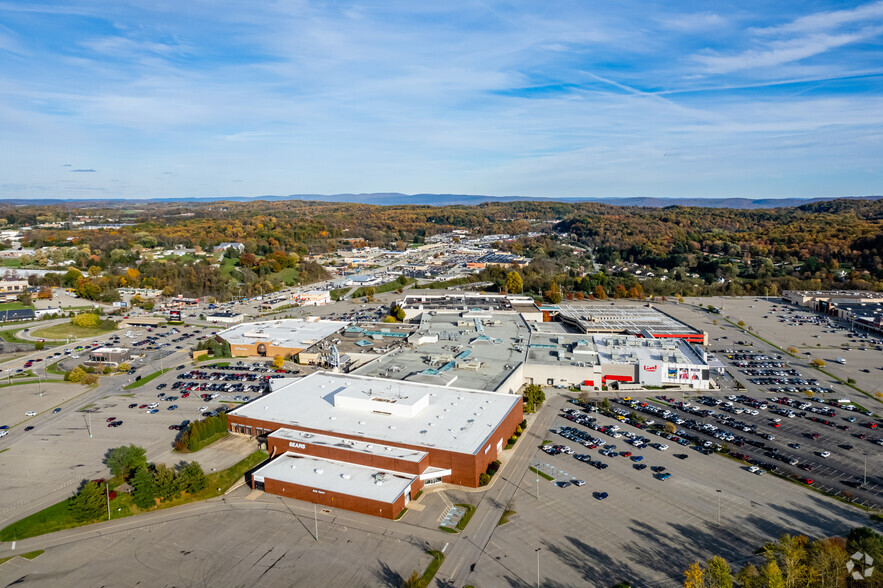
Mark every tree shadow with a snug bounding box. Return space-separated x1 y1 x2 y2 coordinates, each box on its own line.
375 559 403 588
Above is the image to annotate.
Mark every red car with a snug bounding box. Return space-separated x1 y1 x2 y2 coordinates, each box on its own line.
801 478 814 485
621 451 632 457
106 417 116 422
181 392 190 398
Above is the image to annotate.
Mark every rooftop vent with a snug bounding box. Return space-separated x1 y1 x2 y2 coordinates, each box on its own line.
341 473 351 480
314 468 324 475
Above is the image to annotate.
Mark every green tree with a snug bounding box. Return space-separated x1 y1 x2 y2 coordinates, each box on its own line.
153 463 180 500
522 384 546 413
69 481 105 522
132 466 158 509
397 275 408 285
705 556 732 588
178 462 208 493
117 362 131 372
504 271 523 294
104 445 147 478
34 340 45 350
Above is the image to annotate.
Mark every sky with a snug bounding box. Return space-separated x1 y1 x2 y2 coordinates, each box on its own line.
1 0 882 200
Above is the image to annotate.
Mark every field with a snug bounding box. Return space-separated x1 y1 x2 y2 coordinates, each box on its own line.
0 302 32 311
30 320 117 340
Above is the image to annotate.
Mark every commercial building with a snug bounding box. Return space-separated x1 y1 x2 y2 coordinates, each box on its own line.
206 312 245 324
88 347 131 365
232 372 523 517
0 280 29 302
294 290 330 306
547 301 707 344
217 318 348 358
783 290 883 335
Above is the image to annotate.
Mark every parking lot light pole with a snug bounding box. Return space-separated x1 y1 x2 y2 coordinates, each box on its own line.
716 489 722 527
535 548 541 588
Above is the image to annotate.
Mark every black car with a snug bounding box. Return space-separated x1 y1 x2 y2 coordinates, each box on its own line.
52 408 62 414
24 426 34 431
555 481 572 488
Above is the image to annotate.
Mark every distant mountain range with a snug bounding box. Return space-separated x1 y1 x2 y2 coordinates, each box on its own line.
2 193 881 209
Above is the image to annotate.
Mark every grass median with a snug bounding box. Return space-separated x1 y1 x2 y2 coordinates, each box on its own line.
0 449 268 542
123 368 171 390
29 320 117 341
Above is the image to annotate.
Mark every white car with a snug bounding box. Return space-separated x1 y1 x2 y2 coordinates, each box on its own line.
147 403 158 409
199 406 209 412
0 430 8 438
656 444 669 451
748 465 760 473
25 411 37 416
820 451 831 458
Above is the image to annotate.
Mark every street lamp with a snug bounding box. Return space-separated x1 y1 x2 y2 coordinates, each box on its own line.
716 489 722 527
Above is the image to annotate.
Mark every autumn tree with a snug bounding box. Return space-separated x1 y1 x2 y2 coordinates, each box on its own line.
272 355 285 369
684 561 705 588
504 271 523 294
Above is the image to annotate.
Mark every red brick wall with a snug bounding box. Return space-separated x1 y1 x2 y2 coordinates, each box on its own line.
267 436 428 476
261 477 408 520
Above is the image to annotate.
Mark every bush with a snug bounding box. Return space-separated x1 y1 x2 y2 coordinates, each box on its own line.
34 341 45 350
65 366 85 383
478 473 491 486
515 425 523 434
117 362 130 372
509 435 518 444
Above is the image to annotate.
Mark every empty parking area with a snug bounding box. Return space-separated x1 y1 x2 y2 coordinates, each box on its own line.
471 404 873 588
0 506 432 587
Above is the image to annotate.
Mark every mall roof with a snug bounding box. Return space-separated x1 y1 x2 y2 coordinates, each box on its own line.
229 371 520 455
253 452 415 504
554 302 704 338
218 319 348 349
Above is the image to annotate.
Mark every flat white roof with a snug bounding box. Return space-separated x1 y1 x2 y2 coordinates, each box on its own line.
230 371 520 455
91 347 129 354
269 428 427 463
218 319 348 349
254 452 415 504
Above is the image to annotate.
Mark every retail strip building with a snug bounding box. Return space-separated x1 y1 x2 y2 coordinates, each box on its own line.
230 372 523 518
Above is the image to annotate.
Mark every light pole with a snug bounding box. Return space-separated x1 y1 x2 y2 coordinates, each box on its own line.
535 547 541 588
716 489 722 527
106 482 111 520
314 502 319 541
863 453 868 487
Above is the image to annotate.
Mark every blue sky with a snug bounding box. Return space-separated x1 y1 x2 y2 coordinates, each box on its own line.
1 0 882 200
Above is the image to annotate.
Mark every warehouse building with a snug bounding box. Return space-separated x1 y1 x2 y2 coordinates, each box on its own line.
546 301 707 344
230 372 523 517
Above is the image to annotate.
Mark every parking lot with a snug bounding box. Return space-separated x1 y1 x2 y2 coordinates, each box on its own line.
468 402 874 587
0 500 433 587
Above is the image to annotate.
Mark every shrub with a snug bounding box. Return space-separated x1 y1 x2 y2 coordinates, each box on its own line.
515 425 523 434
65 366 85 383
117 363 131 372
35 341 45 350
509 435 518 444
478 473 491 486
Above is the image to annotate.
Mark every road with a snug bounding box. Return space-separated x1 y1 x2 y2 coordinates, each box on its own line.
438 393 564 586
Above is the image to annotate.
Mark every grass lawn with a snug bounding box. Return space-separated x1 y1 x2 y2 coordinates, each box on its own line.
46 360 66 375
0 302 33 311
269 267 300 285
330 287 350 301
0 450 268 542
30 320 117 341
0 258 23 268
123 368 171 390
498 509 516 526
529 466 554 481
0 550 44 566
455 503 475 531
0 328 35 344
11 369 35 379
415 551 445 588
